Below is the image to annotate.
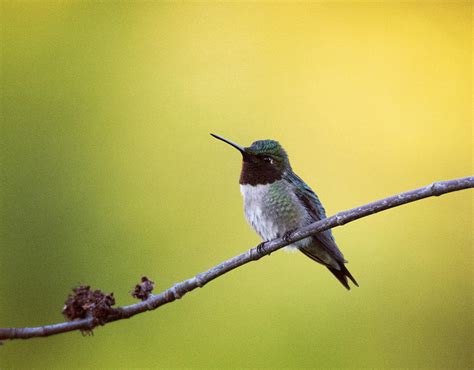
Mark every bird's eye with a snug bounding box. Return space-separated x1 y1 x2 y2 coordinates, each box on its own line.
262 156 273 164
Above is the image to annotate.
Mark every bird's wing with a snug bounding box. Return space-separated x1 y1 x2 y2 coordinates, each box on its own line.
285 172 346 262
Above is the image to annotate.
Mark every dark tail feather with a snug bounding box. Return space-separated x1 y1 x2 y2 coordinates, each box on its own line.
326 263 359 290
299 248 358 290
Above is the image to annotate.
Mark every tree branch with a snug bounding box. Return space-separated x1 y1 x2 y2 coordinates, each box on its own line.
1 176 472 341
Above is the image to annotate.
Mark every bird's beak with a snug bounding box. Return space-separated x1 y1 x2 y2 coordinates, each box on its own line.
210 133 246 154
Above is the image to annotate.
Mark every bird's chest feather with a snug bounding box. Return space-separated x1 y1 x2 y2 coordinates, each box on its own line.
239 181 310 245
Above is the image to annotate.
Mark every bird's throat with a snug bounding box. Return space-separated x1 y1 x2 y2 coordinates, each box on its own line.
239 160 282 186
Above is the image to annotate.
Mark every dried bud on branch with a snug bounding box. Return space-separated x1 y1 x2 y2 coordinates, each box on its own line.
62 285 115 328
131 276 155 301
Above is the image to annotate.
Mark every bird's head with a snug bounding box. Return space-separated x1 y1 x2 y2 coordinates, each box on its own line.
211 134 291 185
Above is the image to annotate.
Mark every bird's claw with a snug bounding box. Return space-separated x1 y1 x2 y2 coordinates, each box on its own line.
282 229 296 243
256 242 266 255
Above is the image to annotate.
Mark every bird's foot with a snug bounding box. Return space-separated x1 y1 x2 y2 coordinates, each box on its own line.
256 241 267 255
282 229 297 243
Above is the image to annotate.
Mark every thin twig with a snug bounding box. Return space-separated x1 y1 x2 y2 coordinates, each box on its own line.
0 176 472 341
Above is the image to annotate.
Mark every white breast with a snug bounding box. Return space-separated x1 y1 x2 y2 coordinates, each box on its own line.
240 183 279 241
239 182 312 250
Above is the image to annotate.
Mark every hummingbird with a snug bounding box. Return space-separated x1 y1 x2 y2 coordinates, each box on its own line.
211 134 358 290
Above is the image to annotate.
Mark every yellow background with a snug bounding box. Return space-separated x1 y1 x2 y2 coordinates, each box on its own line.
1 2 472 368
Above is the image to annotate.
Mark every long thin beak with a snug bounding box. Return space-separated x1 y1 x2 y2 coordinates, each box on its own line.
210 133 245 154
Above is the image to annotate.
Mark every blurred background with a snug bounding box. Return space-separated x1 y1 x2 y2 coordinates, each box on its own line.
0 2 472 368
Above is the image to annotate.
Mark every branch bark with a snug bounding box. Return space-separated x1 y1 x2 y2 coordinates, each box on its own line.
1 176 472 341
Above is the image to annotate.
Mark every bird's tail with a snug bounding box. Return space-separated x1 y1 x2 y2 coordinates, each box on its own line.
326 263 358 290
300 248 358 290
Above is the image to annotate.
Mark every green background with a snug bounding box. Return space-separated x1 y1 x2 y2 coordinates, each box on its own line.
1 2 472 368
